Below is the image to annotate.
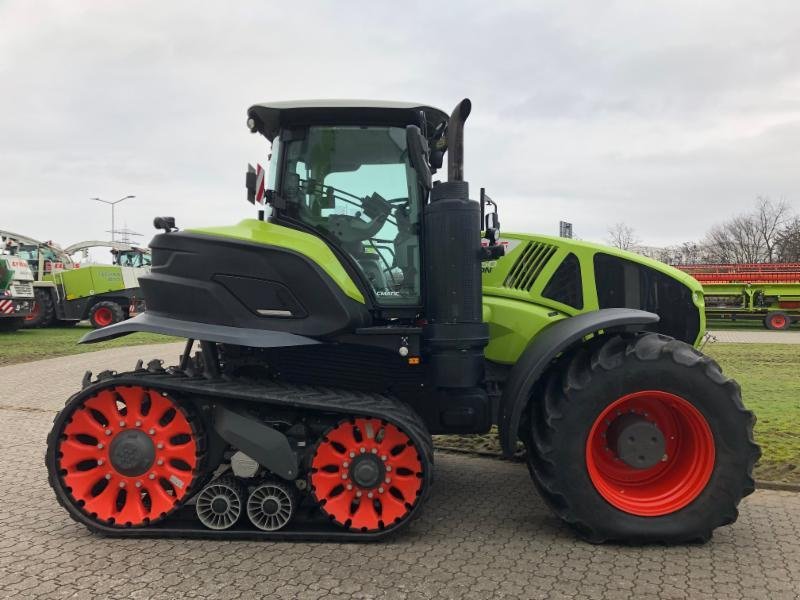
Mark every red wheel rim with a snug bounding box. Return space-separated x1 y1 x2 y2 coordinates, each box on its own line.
25 301 39 321
57 386 198 526
93 307 114 327
771 314 787 329
585 391 715 517
310 418 424 531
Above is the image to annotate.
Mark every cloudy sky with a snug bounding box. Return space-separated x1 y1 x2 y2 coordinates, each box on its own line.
1 0 799 250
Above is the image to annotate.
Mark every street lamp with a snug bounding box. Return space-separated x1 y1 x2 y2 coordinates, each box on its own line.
91 195 135 242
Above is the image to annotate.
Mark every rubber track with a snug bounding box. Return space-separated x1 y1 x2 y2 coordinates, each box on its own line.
46 368 434 541
526 332 761 544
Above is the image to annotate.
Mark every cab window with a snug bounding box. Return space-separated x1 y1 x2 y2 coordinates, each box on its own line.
281 126 421 306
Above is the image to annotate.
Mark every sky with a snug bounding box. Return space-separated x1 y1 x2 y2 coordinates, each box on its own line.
1 0 799 249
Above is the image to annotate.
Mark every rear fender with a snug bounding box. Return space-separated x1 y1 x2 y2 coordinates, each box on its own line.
499 308 659 456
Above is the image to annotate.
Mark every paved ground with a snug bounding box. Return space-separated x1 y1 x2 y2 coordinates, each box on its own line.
1 346 799 599
708 329 800 344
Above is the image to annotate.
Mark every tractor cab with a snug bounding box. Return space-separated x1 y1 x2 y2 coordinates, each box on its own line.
246 101 451 315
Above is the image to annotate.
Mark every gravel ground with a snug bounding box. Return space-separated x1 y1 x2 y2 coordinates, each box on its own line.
1 345 798 599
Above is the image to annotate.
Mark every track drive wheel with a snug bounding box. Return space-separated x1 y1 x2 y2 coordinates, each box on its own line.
526 333 760 544
310 417 426 532
47 385 205 528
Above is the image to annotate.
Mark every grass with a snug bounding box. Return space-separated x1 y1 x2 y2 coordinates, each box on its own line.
0 325 180 366
436 342 800 485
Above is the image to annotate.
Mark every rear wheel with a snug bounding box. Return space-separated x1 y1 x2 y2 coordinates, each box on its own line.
47 385 205 528
764 311 791 330
526 333 760 544
89 301 125 328
23 288 55 328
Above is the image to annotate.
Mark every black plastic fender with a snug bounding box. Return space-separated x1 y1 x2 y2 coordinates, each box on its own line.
79 312 320 348
499 308 660 456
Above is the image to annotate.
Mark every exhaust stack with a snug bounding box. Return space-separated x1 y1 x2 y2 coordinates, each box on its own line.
423 98 488 391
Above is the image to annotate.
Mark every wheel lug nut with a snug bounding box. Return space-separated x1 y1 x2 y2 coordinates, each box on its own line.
135 420 142 427
360 447 366 454
385 477 391 483
356 491 362 497
385 465 391 472
149 473 156 480
371 448 377 454
346 484 353 490
119 421 126 427
378 487 384 494
341 473 348 480
105 429 112 436
367 492 373 498
381 455 387 461
97 459 105 466
157 459 164 466
342 461 349 468
148 428 155 435
157 443 164 449
135 481 142 488
349 452 356 458
105 474 112 480
119 481 126 488
97 443 104 450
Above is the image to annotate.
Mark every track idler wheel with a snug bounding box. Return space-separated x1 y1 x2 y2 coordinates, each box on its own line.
195 476 245 530
310 417 425 532
247 479 296 531
49 385 203 527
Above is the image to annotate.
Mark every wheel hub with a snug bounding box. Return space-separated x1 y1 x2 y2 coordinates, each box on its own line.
261 498 280 516
350 454 384 489
211 496 229 514
606 413 665 469
109 429 155 476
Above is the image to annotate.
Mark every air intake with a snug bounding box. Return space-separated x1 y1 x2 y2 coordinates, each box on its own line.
503 242 557 291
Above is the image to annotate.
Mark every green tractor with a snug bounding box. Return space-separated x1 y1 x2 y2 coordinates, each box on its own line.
46 99 758 544
0 231 148 329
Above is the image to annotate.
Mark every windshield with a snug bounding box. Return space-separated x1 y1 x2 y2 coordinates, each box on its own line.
280 125 421 306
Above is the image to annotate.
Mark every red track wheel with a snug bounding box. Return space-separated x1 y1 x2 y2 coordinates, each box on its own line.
585 390 715 517
310 418 424 531
55 386 201 527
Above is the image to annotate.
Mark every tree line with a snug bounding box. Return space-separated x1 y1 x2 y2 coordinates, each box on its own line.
607 197 800 265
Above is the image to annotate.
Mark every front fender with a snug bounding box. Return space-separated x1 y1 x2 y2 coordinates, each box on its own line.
498 308 659 456
80 311 320 348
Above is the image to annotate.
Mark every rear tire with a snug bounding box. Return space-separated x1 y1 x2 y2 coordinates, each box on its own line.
764 311 791 330
526 333 760 544
23 288 55 328
0 317 24 332
89 301 125 328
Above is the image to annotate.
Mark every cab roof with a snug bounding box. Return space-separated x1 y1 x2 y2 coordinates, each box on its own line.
247 99 449 141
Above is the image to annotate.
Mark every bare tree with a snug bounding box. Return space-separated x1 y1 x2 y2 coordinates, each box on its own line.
754 196 790 262
607 222 640 251
702 196 791 263
776 216 800 262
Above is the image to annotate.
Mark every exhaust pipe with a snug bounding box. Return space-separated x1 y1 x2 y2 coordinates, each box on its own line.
447 98 472 182
423 98 488 391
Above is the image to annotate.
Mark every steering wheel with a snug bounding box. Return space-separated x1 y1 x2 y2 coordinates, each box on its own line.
324 192 392 244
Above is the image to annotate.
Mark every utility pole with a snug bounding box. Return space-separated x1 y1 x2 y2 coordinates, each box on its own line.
91 195 135 242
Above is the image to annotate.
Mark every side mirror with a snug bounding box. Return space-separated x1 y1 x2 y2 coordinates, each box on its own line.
406 125 432 190
246 164 257 204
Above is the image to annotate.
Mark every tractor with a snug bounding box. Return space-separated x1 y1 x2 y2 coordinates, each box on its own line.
46 99 759 544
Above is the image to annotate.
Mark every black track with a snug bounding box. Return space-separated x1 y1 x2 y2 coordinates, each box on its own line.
46 368 434 541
